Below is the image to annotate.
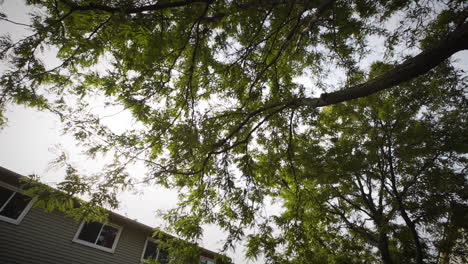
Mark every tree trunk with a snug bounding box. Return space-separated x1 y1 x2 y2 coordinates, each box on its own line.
439 213 459 264
378 233 394 264
398 205 424 264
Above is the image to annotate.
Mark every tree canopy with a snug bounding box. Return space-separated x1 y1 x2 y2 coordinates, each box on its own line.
1 0 467 263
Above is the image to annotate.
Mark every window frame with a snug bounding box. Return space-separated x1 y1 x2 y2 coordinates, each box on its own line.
0 181 35 225
141 237 168 262
200 256 216 264
72 220 123 253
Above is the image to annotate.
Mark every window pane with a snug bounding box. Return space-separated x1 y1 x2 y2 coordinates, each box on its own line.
0 192 30 220
158 248 169 264
96 224 119 249
143 241 159 259
78 221 103 243
0 186 14 209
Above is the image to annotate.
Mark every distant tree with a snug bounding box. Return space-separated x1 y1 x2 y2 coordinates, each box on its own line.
1 0 467 263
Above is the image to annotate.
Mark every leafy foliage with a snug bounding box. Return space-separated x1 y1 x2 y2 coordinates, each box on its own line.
1 0 468 263
251 63 468 263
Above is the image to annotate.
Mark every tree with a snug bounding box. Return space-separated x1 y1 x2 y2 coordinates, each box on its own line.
247 62 467 263
1 0 467 263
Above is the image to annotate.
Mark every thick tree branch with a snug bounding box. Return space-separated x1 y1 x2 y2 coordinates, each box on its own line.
59 0 209 13
59 0 317 14
293 21 468 108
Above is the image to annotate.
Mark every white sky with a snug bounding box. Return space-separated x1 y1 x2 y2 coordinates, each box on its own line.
1 1 467 264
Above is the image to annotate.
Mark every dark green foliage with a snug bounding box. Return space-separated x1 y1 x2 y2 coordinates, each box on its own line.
1 0 467 263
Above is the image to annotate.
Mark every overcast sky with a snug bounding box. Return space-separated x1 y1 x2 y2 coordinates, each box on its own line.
1 1 467 264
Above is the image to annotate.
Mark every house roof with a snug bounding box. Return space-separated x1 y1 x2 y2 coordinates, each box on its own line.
0 166 227 261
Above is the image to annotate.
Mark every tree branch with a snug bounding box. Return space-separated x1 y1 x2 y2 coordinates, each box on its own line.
292 21 468 108
59 0 209 14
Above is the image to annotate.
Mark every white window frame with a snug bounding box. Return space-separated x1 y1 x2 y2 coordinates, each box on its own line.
0 181 35 225
141 237 167 262
200 256 216 264
72 220 123 253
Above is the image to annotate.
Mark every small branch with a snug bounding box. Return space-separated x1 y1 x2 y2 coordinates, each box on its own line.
0 17 32 28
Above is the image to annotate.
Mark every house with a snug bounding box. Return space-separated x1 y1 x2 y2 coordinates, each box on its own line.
0 166 230 264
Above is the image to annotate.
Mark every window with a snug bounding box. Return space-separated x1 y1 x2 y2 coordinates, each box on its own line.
200 257 215 264
141 239 169 263
73 221 122 253
0 182 34 225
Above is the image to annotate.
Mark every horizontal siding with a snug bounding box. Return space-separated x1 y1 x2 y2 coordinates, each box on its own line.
0 208 147 264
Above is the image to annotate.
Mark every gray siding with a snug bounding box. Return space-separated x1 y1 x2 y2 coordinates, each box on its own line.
0 207 147 264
